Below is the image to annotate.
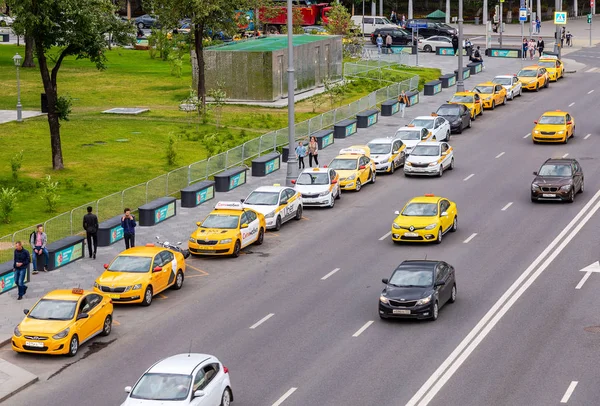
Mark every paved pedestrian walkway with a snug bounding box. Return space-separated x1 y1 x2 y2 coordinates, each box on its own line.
0 110 45 124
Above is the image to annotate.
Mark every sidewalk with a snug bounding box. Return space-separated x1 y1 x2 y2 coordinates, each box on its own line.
0 110 45 124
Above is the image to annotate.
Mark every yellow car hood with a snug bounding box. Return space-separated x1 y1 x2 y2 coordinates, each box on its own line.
534 124 566 132
192 228 237 239
477 92 493 99
19 318 71 335
394 216 440 228
518 77 536 84
97 271 148 286
336 169 359 179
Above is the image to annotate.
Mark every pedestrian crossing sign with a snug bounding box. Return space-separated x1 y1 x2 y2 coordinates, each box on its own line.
554 11 567 25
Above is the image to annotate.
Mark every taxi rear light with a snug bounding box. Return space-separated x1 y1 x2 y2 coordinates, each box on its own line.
533 121 538 124
424 193 435 197
223 366 229 374
72 288 84 295
104 263 109 269
407 124 415 127
359 165 366 169
145 243 155 247
555 109 561 112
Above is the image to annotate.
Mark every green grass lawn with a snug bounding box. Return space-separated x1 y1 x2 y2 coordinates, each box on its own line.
0 44 439 238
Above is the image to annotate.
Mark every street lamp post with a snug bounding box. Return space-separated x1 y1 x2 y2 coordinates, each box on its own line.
285 0 298 186
457 0 465 92
13 52 23 122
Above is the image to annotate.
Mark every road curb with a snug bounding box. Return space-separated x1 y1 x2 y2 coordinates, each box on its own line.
0 335 11 348
0 358 38 403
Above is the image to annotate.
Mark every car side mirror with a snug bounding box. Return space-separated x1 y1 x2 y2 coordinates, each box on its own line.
533 171 538 175
567 121 572 125
24 309 29 315
177 242 182 245
441 211 448 216
76 313 89 320
280 200 287 205
196 222 202 227
434 281 446 287
153 266 162 273
241 223 249 229
291 179 296 184
124 386 132 394
103 263 109 269
331 179 338 184
394 210 400 215
533 121 538 124
240 198 245 203
194 390 206 398
359 165 366 169
382 278 389 284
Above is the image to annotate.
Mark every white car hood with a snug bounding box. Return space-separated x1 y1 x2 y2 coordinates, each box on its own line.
403 140 421 150
372 154 391 162
407 155 439 165
121 398 185 405
294 184 330 195
242 204 276 216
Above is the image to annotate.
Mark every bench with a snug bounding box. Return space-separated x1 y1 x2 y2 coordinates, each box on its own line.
252 152 281 177
98 215 125 247
454 67 471 81
356 109 379 128
439 73 456 88
381 99 400 116
423 80 443 96
406 90 419 106
310 129 335 150
47 235 85 271
487 48 521 58
214 167 247 192
467 62 483 74
389 45 416 54
180 180 215 208
138 197 177 226
435 47 467 56
0 260 31 295
333 119 357 139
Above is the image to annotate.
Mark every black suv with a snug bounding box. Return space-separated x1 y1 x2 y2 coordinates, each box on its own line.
405 19 456 38
370 28 417 45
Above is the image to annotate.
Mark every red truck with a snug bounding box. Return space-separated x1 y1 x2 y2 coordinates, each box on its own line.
258 0 332 32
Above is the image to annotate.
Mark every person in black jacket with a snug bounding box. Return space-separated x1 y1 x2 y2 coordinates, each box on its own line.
451 34 459 55
83 206 99 259
13 241 30 300
121 208 137 249
537 37 545 57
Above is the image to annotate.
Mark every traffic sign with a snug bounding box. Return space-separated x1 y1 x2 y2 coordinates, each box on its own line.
408 22 427 29
519 8 528 22
591 0 595 8
554 11 567 24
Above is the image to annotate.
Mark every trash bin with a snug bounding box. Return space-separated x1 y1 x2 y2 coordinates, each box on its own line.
41 93 48 113
474 17 480 25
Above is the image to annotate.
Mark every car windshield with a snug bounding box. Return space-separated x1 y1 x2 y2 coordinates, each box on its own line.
131 373 192 401
396 130 422 140
410 145 439 156
28 299 77 321
450 95 473 103
296 172 329 185
518 70 537 77
402 202 438 216
538 61 556 68
538 115 565 124
436 106 460 116
109 256 152 273
201 214 239 229
493 77 512 85
410 119 433 129
389 269 433 287
539 164 572 177
328 158 357 170
473 86 493 93
244 191 279 205
367 143 391 154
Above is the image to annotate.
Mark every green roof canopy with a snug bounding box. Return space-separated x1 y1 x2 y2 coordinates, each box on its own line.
426 9 446 19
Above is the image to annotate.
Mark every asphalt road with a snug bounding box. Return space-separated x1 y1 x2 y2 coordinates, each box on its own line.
5 64 600 406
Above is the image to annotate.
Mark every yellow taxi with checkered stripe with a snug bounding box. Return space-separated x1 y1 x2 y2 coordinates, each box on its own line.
189 201 266 258
472 82 507 109
517 65 550 91
532 110 575 143
12 288 113 357
448 92 483 119
242 185 303 231
367 137 406 174
537 55 564 81
327 146 377 192
391 194 458 244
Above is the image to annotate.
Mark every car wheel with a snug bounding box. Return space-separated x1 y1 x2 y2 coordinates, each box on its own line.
355 179 362 192
335 188 341 200
438 165 443 178
457 124 463 134
568 188 575 203
467 117 472 128
519 88 523 97
579 179 584 194
142 286 153 306
535 83 539 92
274 215 282 231
371 170 376 184
295 205 303 220
137 22 144 30
404 172 410 177
424 45 432 52
451 216 457 232
491 101 495 110
67 335 79 357
544 79 549 88
449 285 457 303
256 228 264 245
563 135 568 144
221 388 232 406
502 96 506 105
446 131 450 141
431 301 439 321
390 162 395 174
232 240 241 257
449 157 455 170
100 315 112 336
508 91 513 101
329 194 335 208
436 228 443 244
173 271 184 290
531 195 537 202
472 111 476 121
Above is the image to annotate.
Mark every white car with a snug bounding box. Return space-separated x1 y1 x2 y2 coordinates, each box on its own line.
409 116 451 142
394 126 433 155
0 13 14 27
350 15 397 35
293 167 341 208
492 75 523 100
404 141 455 177
418 35 452 52
121 353 233 406
367 137 406 173
242 185 302 231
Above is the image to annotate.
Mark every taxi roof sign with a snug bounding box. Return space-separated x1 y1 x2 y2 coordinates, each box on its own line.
540 55 558 60
424 193 435 197
215 201 244 210
273 184 281 187
72 288 84 295
313 167 320 171
339 146 370 157
145 243 155 247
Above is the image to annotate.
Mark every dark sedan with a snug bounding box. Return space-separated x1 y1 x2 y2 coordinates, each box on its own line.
531 158 584 202
134 14 159 29
379 260 456 321
436 103 471 133
370 28 420 45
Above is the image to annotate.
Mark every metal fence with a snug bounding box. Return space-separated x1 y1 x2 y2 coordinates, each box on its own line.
0 68 419 263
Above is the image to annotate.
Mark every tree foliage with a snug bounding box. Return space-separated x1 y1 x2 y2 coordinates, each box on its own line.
325 2 354 36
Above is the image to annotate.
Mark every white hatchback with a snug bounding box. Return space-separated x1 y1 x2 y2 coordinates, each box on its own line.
408 116 451 142
121 353 233 406
293 167 341 208
242 185 303 231
394 126 433 155
404 141 455 177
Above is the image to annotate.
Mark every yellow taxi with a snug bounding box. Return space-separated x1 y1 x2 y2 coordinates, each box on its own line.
448 92 483 119
517 66 550 91
327 146 377 192
189 201 266 258
537 55 564 81
472 82 507 109
12 288 113 357
532 110 575 144
94 245 187 307
391 194 458 244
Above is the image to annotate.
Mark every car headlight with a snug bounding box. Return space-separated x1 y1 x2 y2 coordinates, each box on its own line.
560 184 572 191
52 328 70 340
424 223 437 230
405 161 412 166
132 284 142 290
428 162 437 167
189 237 196 243
265 211 276 218
534 130 540 134
14 325 21 337
122 286 132 292
532 183 540 191
379 295 389 304
557 131 564 135
348 174 356 180
416 295 432 305
94 281 99 289
318 190 330 197
392 223 402 229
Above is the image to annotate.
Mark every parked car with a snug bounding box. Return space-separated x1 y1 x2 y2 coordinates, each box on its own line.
405 19 456 38
0 13 14 27
351 15 397 35
370 28 419 46
418 35 452 52
134 14 159 29
303 25 327 34
435 103 471 133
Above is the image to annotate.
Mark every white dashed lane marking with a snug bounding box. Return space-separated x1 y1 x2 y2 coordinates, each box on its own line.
272 388 298 406
588 89 595 94
568 102 575 107
249 313 275 329
463 233 478 243
501 202 513 211
524 133 531 139
379 231 392 241
352 321 374 337
321 268 340 280
463 174 474 181
495 152 505 159
562 153 569 158
585 134 591 140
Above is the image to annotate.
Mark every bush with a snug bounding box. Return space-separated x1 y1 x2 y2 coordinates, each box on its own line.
166 136 177 166
41 175 60 213
0 187 19 223
10 150 24 182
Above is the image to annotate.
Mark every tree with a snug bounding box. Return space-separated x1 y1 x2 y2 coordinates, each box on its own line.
325 2 354 36
10 16 35 67
7 0 133 170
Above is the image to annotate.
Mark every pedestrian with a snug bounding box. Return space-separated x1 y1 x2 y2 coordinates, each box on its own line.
385 33 392 53
13 241 30 300
295 141 306 170
531 19 537 34
566 31 573 47
308 136 319 168
390 10 397 24
376 34 383 53
451 34 459 55
465 38 473 57
121 208 136 249
29 224 48 274
83 206 99 259
536 17 541 34
537 37 545 58
401 14 406 28
398 90 409 118
528 38 536 60
560 27 565 48
522 38 528 60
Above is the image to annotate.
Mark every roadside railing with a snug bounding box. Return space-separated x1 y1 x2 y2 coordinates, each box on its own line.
0 68 419 263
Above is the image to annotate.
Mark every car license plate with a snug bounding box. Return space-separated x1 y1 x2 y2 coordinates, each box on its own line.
542 193 556 198
109 294 120 299
393 309 410 315
25 341 44 348
404 232 418 237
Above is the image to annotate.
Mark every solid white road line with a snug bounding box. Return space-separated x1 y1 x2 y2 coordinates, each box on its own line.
463 233 477 243
585 67 598 72
585 133 591 140
463 174 474 181
352 321 374 337
501 202 513 211
568 102 575 107
272 388 298 406
524 133 531 139
575 272 592 290
588 89 595 94
379 231 392 241
249 313 275 329
562 153 569 158
321 268 341 280
495 152 505 159
406 189 600 406
560 381 578 403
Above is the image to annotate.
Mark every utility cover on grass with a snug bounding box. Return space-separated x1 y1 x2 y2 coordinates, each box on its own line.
102 108 150 115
